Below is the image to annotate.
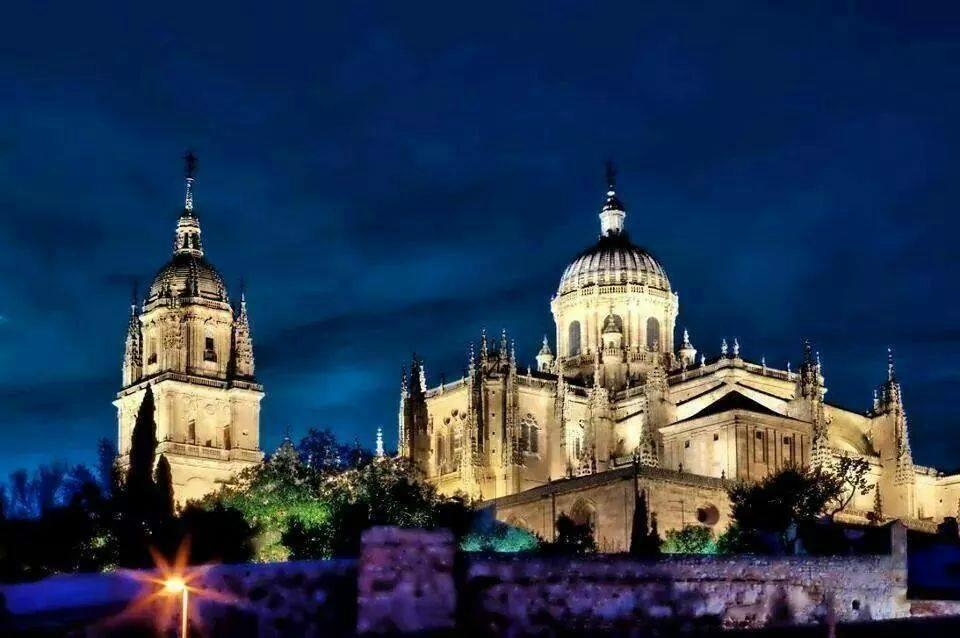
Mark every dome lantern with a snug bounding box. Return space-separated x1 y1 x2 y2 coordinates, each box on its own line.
599 160 626 237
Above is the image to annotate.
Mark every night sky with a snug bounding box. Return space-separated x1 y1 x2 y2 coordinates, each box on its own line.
2 2 960 477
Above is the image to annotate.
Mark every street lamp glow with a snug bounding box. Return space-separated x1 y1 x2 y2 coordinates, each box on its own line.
163 576 186 594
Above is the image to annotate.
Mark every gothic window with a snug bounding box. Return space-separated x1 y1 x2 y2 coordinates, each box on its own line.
646 317 660 350
223 426 232 450
148 339 158 365
568 321 582 356
437 433 446 468
453 425 463 465
572 421 585 459
187 420 197 444
204 334 217 362
520 415 539 454
569 498 597 530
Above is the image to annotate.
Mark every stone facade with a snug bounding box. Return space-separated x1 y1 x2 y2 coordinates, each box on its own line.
400 168 960 539
115 156 264 504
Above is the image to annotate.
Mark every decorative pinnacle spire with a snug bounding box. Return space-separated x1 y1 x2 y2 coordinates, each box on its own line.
375 427 384 458
183 150 197 213
174 151 204 256
888 347 896 382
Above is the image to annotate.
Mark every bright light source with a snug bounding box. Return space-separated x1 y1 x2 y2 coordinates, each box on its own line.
164 577 186 594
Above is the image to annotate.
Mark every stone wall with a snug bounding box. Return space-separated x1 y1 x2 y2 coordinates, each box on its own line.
484 465 731 550
191 559 357 637
464 552 907 635
357 523 913 635
4 522 953 637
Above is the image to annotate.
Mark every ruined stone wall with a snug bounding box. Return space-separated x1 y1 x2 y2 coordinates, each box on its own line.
464 551 908 635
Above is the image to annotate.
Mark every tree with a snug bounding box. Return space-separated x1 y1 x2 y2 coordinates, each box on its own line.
551 513 596 554
460 521 540 553
127 387 158 508
7 469 34 519
727 466 843 553
630 488 660 557
154 455 175 517
96 437 116 497
35 462 68 515
662 525 716 554
827 454 873 517
870 485 883 524
297 428 345 474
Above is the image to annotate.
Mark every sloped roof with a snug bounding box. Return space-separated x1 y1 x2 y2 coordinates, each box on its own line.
680 390 783 422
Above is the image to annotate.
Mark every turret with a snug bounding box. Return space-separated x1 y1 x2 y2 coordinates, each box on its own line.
678 328 697 367
122 286 143 386
231 284 256 379
535 335 555 372
403 354 431 476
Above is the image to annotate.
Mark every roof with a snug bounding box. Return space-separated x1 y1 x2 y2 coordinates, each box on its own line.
557 232 671 296
680 390 784 422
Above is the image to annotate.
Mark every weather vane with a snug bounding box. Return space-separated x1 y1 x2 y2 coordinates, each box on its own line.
183 150 198 179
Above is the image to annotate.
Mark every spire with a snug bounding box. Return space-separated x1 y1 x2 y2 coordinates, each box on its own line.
599 160 626 237
887 347 896 382
174 151 204 257
231 280 255 378
123 282 143 385
183 150 197 214
375 427 385 458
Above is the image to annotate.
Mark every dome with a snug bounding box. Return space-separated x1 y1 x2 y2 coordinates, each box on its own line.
558 232 671 297
147 252 229 305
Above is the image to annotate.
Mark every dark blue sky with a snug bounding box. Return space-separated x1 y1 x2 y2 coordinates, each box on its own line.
2 2 960 477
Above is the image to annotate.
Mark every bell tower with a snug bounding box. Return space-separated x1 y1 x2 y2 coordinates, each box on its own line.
114 154 264 505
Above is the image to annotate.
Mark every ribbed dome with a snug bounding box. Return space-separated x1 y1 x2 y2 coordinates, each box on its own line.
558 233 671 296
147 252 229 304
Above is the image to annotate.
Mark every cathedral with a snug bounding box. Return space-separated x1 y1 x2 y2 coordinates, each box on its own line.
115 155 264 505
400 166 960 550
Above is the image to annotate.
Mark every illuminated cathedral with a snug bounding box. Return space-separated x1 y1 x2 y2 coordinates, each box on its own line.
400 165 958 549
115 155 263 504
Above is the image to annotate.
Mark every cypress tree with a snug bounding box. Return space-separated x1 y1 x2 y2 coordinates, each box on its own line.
127 386 158 509
630 478 661 556
154 454 175 517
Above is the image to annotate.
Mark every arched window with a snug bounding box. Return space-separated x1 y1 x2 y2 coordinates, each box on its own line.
568 321 582 356
570 498 597 530
452 424 463 466
646 317 660 350
521 415 539 454
572 420 585 459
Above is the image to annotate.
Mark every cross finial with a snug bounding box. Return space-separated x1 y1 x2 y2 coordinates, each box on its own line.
184 150 198 178
605 160 616 191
